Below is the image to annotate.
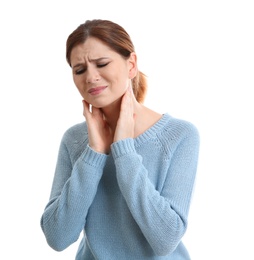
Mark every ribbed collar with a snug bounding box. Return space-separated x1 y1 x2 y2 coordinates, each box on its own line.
134 113 171 146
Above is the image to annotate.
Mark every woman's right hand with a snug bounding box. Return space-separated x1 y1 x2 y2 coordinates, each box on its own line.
82 100 113 154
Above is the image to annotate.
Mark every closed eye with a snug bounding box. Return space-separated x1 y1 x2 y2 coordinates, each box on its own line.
97 62 109 68
74 61 109 75
75 68 86 75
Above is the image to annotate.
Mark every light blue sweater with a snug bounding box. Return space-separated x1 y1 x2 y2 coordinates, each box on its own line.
41 113 200 259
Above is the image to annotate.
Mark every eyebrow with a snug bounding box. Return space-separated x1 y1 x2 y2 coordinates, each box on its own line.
72 57 110 68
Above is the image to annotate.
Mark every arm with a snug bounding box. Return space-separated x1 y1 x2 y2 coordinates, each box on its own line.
40 132 107 251
111 126 200 256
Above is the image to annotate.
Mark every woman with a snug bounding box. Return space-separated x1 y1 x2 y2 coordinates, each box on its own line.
40 19 200 260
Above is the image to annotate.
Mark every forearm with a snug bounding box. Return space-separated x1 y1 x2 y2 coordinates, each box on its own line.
111 136 199 256
41 145 107 251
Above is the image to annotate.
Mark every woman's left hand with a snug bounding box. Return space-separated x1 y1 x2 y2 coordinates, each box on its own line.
113 86 135 142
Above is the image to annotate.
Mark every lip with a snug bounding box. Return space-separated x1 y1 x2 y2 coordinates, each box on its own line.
88 86 107 95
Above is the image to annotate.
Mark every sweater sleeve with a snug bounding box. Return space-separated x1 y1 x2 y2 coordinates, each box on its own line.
111 124 200 256
40 132 108 251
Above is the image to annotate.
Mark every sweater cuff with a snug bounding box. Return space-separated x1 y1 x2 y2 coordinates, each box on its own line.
111 138 136 159
80 144 108 168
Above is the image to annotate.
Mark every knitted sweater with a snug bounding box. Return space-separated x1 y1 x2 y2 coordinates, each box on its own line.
40 113 200 260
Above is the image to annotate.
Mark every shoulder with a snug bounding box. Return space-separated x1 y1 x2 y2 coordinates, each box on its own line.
165 114 199 137
56 121 89 162
61 121 88 146
158 113 200 147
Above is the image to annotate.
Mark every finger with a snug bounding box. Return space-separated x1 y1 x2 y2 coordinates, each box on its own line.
90 106 103 117
82 100 90 118
121 89 134 117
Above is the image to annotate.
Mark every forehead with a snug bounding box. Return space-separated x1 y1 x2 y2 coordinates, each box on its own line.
70 37 115 63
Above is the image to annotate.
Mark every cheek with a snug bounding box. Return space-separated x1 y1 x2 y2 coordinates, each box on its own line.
73 76 84 90
112 71 129 89
117 79 130 96
122 79 131 91
73 74 80 86
73 79 87 99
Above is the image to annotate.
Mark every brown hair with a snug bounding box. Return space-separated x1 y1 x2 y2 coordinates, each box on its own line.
66 19 147 103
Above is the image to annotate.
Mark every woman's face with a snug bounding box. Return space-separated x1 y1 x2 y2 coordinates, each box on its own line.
70 37 136 108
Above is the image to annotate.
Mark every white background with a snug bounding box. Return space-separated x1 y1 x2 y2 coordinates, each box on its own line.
0 0 253 259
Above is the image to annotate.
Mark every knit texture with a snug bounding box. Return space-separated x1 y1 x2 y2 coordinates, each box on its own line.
40 113 200 259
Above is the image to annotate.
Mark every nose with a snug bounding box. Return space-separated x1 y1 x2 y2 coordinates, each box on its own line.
86 66 100 84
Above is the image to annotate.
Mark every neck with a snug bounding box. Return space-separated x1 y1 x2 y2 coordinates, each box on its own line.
101 98 121 133
101 97 143 136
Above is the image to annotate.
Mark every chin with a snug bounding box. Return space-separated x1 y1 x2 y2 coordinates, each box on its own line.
91 96 122 109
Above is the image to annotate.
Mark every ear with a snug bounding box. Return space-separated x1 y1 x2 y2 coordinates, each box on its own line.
128 52 138 79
